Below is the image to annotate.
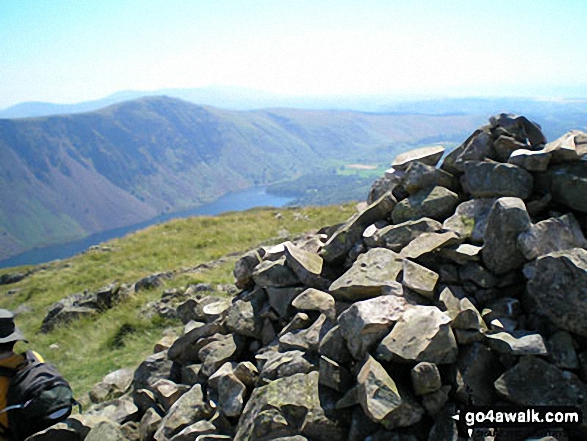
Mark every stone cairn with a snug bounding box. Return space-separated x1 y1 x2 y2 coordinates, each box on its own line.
29 114 587 440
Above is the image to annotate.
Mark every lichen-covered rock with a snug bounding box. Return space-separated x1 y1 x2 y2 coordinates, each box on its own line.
370 217 442 251
442 198 496 243
525 248 587 337
401 260 438 299
376 306 457 364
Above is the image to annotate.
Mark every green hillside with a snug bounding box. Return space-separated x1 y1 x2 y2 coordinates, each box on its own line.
0 202 356 403
0 96 482 259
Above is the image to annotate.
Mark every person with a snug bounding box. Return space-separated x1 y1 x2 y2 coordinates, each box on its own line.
0 309 43 441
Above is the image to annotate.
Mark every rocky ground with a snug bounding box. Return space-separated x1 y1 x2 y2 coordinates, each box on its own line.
25 114 587 440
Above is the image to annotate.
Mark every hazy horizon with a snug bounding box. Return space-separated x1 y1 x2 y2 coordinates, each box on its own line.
2 0 587 109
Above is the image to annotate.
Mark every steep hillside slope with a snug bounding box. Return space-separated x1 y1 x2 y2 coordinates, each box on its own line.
0 96 481 259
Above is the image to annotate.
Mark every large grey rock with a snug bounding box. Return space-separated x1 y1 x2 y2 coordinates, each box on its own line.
318 325 352 365
357 356 424 429
401 161 457 194
234 372 345 441
279 313 332 353
543 130 587 162
370 218 443 251
153 385 214 441
284 242 329 289
208 363 247 417
139 407 162 441
490 113 546 147
391 145 445 171
169 420 216 441
441 128 494 174
292 288 336 320
132 351 174 391
88 398 139 425
537 162 587 212
485 331 547 355
89 368 134 404
452 343 502 405
252 257 300 288
546 331 579 370
442 198 496 243
338 295 411 360
85 421 125 441
410 362 442 396
328 248 404 301
24 424 81 441
321 191 396 262
399 231 460 260
226 287 267 339
151 379 190 412
266 286 305 319
482 197 531 275
198 333 244 377
401 260 438 299
517 213 587 260
493 135 527 162
168 320 227 365
376 305 457 364
508 148 552 171
495 356 587 417
233 249 262 289
525 248 587 337
257 349 317 382
391 186 459 224
464 161 533 199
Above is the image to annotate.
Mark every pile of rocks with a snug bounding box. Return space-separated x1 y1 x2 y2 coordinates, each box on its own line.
31 114 587 440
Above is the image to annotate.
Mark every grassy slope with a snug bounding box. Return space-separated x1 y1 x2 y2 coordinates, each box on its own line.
0 203 356 402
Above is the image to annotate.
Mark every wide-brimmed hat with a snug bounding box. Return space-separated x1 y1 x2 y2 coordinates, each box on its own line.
0 309 27 344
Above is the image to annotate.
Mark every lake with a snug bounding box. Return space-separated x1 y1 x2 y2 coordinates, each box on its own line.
0 187 293 269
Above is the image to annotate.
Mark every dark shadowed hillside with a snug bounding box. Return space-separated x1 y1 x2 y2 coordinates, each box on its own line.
0 96 483 259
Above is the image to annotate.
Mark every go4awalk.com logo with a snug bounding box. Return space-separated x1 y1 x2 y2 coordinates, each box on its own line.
452 405 583 439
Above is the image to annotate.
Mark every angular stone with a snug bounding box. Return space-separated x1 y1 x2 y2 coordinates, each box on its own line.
546 331 579 370
328 248 404 301
284 242 328 289
233 361 259 388
453 343 501 405
321 191 396 263
525 248 587 337
266 286 305 319
357 356 424 429
442 198 496 244
234 249 263 289
401 260 438 299
482 197 531 275
153 385 213 441
493 135 528 162
319 356 352 392
517 213 587 260
391 186 459 224
440 243 482 264
508 148 552 171
543 130 587 162
257 350 317 382
458 262 497 289
132 351 174 391
441 128 494 175
169 420 216 441
198 333 244 378
151 379 190 412
234 372 345 441
279 313 332 353
139 407 162 441
319 325 352 365
464 161 533 199
252 257 300 288
410 362 442 396
88 398 139 425
371 218 443 251
226 287 267 339
402 161 457 194
391 146 445 171
292 288 336 320
168 320 227 365
208 363 247 417
86 421 125 441
490 114 546 147
537 162 587 212
495 356 587 417
338 295 411 360
89 368 134 404
485 331 547 355
399 231 460 260
24 424 80 441
376 305 457 364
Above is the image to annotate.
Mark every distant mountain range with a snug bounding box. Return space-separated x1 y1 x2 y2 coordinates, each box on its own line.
0 96 485 260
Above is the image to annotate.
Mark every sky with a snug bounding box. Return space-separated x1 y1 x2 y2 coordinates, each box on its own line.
1 0 587 109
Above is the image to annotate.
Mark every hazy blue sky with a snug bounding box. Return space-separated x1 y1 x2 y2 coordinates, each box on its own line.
1 0 587 108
